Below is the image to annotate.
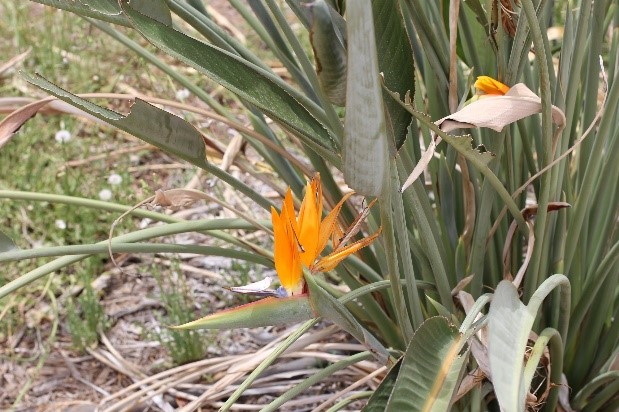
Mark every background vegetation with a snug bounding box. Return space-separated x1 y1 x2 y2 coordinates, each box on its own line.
0 0 617 411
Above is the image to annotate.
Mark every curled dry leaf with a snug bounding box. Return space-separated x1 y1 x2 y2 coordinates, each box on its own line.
220 131 244 172
558 374 576 412
502 202 570 287
0 97 59 149
457 291 491 380
0 96 106 150
0 49 31 78
401 83 567 191
152 188 205 210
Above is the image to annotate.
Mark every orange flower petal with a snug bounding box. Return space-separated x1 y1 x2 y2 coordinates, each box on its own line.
332 223 344 251
312 228 382 272
271 206 303 295
474 76 510 95
298 178 321 267
318 191 354 254
282 188 299 236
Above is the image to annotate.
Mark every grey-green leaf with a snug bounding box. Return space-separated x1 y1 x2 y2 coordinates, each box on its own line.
305 272 390 365
442 134 495 167
363 358 402 412
31 0 171 27
343 0 388 197
31 0 125 25
309 0 348 106
0 231 18 253
488 276 570 412
488 280 531 412
120 1 338 155
23 73 208 169
386 317 468 412
373 0 415 149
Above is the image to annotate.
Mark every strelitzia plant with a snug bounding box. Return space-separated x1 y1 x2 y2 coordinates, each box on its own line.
1 0 617 410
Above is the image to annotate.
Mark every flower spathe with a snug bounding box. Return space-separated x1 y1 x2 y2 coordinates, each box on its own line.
271 174 381 296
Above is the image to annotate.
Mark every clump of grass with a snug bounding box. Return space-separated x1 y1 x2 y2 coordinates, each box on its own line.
66 276 107 351
150 261 207 365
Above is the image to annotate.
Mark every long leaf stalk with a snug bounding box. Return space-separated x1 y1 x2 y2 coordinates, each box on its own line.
531 328 563 412
390 165 424 330
0 218 265 300
396 157 453 310
263 0 344 140
520 0 554 299
0 243 271 267
218 319 319 411
381 159 414 341
228 0 318 99
260 351 373 412
0 189 253 248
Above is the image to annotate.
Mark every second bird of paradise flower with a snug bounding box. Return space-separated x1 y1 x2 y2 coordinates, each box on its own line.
474 75 510 96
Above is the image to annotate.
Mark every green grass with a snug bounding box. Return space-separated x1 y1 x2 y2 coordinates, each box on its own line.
0 2 230 362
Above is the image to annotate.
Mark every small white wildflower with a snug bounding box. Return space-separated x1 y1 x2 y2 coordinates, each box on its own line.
55 219 67 230
139 218 152 229
54 129 72 143
98 188 112 201
129 154 140 164
175 88 190 100
107 173 123 185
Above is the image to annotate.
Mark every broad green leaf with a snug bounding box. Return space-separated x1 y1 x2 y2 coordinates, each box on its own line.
287 0 347 38
31 0 127 25
170 296 315 330
309 0 347 106
120 1 338 155
343 0 388 197
31 0 172 27
305 271 390 364
488 276 569 411
284 0 313 29
462 0 490 32
22 73 208 169
126 0 171 25
373 0 415 149
247 1 297 65
488 281 530 412
363 358 402 412
0 231 17 253
386 317 468 412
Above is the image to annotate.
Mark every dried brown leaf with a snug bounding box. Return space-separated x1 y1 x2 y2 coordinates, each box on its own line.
0 49 31 77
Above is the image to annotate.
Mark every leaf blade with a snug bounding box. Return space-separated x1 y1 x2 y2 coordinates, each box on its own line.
120 1 338 155
386 317 468 412
343 0 388 196
22 73 208 169
170 296 315 330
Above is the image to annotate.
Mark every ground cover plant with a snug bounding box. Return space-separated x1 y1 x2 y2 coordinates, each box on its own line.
1 0 618 410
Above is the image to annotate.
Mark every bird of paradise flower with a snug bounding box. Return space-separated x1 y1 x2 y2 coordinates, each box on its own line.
172 173 381 330
271 173 381 296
